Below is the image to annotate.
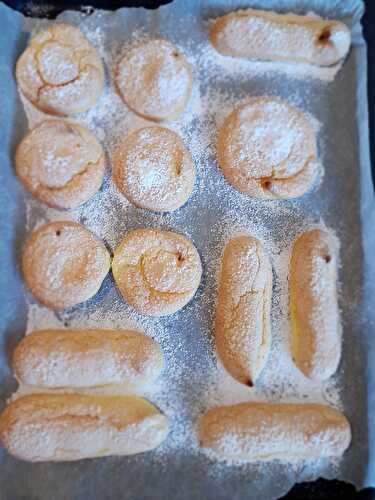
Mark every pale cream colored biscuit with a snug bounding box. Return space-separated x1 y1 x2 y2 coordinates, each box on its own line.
22 221 110 310
12 329 163 390
115 39 192 121
112 126 195 212
15 120 105 210
217 97 318 199
0 393 169 462
16 24 104 115
289 229 340 381
210 9 351 67
112 228 202 316
199 402 351 462
215 235 272 386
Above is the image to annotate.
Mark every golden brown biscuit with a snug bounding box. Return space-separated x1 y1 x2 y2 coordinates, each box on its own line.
112 228 202 316
0 393 169 462
199 402 351 462
15 120 105 210
22 221 110 310
16 24 104 116
217 97 318 199
115 39 192 121
210 9 351 67
289 229 340 380
112 126 195 212
13 329 163 389
215 236 272 386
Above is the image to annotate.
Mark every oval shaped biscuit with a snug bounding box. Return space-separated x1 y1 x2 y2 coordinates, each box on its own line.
0 393 169 462
210 9 351 67
13 329 163 389
199 402 351 462
289 229 340 380
215 235 272 386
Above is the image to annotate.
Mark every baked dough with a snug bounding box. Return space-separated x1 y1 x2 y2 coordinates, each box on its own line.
16 24 104 115
210 9 351 67
217 97 318 199
215 236 272 386
0 393 169 462
22 221 110 310
112 126 195 212
115 39 192 121
199 402 351 462
13 329 163 389
112 228 202 316
289 229 340 380
15 120 105 210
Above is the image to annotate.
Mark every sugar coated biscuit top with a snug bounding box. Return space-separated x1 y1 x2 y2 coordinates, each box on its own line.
13 329 164 389
0 393 169 462
218 96 319 199
215 235 272 386
199 401 351 462
115 39 192 121
112 228 202 316
22 221 110 310
210 9 351 67
112 126 195 212
16 24 104 115
289 229 340 381
15 120 105 210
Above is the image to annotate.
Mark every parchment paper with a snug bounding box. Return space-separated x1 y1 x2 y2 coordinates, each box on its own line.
1 1 375 499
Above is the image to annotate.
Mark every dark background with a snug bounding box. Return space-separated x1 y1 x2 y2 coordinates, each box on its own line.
363 0 375 190
2 0 375 498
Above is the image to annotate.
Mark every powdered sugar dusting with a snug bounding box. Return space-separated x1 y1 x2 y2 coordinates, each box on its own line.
16 3 345 491
116 38 193 121
214 10 349 67
113 126 195 211
204 13 347 83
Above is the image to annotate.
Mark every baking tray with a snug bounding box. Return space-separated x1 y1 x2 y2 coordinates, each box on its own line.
1 1 375 499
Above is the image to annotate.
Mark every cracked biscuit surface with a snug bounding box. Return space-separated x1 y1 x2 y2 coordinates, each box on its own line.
16 24 104 115
112 228 202 316
215 235 272 386
22 221 111 310
217 97 319 199
0 393 169 462
15 120 105 210
115 39 192 121
112 126 195 212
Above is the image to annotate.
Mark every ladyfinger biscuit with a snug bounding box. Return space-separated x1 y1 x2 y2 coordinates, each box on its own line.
215 236 272 386
210 9 351 67
199 402 351 462
0 393 169 462
12 329 163 390
289 229 340 380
